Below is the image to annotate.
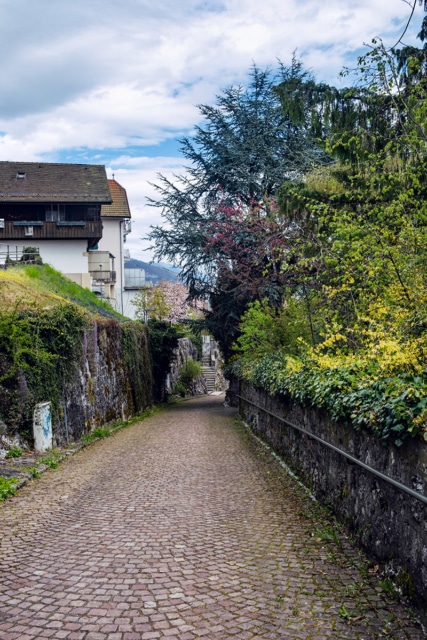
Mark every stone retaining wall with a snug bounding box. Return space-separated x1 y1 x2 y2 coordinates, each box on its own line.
168 337 207 395
168 337 228 396
54 320 153 445
235 379 427 616
0 319 153 451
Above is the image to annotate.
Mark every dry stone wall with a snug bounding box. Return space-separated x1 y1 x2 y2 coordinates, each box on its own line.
0 318 153 452
167 337 207 396
234 378 427 618
55 320 153 445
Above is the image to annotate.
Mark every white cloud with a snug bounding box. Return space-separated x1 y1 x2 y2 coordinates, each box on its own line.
0 0 422 260
105 156 186 263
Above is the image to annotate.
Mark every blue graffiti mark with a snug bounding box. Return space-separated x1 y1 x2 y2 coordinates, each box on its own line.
43 413 52 439
39 404 52 440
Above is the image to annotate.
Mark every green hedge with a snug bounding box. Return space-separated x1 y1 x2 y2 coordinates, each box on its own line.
232 353 427 446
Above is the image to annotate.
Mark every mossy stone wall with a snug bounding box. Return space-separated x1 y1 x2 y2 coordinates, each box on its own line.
57 319 153 444
0 310 153 447
235 379 427 620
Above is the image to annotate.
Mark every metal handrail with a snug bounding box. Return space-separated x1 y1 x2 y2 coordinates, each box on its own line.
237 393 427 506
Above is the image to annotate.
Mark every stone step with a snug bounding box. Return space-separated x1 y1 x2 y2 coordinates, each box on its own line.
201 366 216 392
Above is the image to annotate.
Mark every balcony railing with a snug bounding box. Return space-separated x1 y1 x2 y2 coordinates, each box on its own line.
0 220 103 242
90 270 117 283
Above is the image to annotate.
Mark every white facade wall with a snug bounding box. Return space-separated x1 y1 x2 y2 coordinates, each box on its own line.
7 239 88 273
122 288 140 320
9 239 91 287
97 218 126 315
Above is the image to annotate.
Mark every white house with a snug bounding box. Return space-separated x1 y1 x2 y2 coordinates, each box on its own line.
0 161 110 289
92 178 132 314
0 164 133 316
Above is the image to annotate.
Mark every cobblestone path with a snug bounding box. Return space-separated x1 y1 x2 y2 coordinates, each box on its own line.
0 395 425 640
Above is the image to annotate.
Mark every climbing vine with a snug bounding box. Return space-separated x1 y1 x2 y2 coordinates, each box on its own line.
231 23 427 447
120 322 153 412
0 303 86 441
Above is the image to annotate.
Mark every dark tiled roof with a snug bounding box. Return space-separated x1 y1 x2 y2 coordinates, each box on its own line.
101 179 131 218
0 161 112 203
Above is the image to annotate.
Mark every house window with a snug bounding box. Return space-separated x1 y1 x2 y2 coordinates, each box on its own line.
87 205 100 220
45 204 66 222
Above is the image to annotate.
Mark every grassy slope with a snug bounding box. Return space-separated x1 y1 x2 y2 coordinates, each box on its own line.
0 263 127 320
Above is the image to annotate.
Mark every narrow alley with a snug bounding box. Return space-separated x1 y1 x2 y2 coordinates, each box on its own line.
0 395 424 639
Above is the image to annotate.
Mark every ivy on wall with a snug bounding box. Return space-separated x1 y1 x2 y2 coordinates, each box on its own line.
0 303 85 440
0 303 155 444
120 322 153 412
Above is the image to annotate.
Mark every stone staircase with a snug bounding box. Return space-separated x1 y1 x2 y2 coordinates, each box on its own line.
201 355 216 394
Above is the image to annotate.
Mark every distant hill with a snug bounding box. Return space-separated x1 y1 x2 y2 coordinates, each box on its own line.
125 258 180 284
156 262 181 274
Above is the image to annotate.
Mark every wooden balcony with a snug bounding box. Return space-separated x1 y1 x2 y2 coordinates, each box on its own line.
0 220 103 243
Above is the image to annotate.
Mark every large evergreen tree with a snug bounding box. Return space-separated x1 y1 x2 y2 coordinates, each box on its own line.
147 61 330 357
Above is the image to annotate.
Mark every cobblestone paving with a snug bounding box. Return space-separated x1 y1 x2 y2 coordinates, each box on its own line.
0 394 425 640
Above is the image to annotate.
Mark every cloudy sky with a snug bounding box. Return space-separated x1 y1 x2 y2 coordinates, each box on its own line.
0 0 422 262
